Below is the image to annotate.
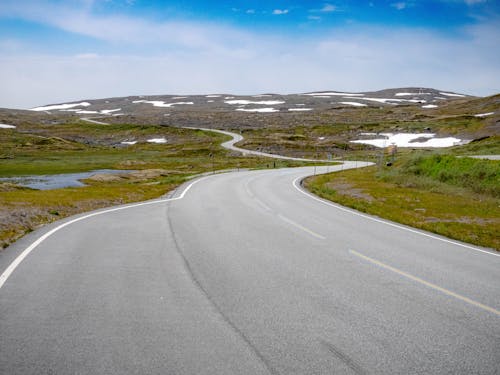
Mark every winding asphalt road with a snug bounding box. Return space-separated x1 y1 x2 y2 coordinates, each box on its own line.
1 161 499 374
184 126 334 162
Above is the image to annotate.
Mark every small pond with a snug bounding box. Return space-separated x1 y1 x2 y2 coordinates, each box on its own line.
0 169 135 190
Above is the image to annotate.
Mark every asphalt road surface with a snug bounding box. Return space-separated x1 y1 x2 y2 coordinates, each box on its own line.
1 164 499 374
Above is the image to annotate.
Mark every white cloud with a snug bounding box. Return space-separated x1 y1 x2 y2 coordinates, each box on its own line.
464 0 487 4
391 2 407 10
272 9 289 15
0 1 252 52
438 0 487 4
246 9 255 14
321 4 338 12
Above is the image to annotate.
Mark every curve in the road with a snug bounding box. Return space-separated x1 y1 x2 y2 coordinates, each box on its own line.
2 165 498 375
0 175 207 290
0 125 347 291
80 117 110 125
183 126 336 162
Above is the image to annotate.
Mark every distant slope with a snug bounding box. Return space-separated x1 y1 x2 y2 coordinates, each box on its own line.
1 88 497 142
25 88 475 117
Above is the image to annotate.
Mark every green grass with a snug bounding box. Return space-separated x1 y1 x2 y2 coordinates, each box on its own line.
305 151 500 250
383 153 499 196
451 135 500 156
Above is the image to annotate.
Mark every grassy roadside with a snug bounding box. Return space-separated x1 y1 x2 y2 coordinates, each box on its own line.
0 123 319 249
304 150 499 250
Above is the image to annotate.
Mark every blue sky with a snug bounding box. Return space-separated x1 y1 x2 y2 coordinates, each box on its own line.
0 0 499 108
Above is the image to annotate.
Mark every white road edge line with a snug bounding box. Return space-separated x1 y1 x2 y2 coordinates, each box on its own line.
292 174 500 258
350 250 500 317
278 214 326 240
0 176 206 290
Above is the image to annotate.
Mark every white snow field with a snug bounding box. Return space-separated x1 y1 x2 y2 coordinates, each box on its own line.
53 107 119 115
121 141 138 145
351 133 466 148
100 109 121 114
474 112 495 118
133 100 194 108
31 102 91 111
147 138 167 144
422 104 438 109
395 92 430 96
288 108 313 111
354 97 426 104
340 102 368 107
225 100 285 105
236 108 279 113
304 92 364 97
439 92 466 97
0 124 16 129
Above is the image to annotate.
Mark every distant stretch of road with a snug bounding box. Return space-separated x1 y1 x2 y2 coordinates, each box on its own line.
183 126 333 162
1 161 498 374
80 117 109 125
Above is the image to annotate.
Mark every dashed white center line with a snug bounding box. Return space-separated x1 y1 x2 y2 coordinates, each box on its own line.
278 214 326 240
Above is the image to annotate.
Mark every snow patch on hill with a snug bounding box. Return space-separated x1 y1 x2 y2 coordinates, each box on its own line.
31 102 91 111
395 92 431 96
225 100 285 105
474 112 494 118
340 102 367 107
147 138 167 144
100 109 121 114
351 133 466 148
236 108 279 113
304 92 364 97
133 100 194 108
439 92 466 98
354 97 426 105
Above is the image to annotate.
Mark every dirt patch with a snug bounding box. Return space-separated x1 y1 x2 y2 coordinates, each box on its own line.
424 217 499 225
129 169 172 179
86 169 174 182
86 173 125 182
325 180 375 202
0 183 29 192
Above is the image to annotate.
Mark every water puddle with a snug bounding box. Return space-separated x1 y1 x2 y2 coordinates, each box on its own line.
0 169 135 190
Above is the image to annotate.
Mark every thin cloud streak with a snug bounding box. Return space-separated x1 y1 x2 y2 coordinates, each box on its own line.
0 0 254 52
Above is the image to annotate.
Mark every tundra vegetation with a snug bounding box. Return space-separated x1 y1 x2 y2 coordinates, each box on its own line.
0 92 498 250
